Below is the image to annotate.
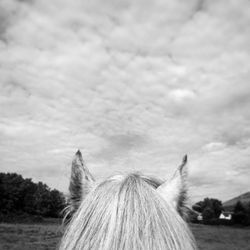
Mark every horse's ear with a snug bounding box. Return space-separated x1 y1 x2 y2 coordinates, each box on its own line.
157 155 188 216
69 150 95 213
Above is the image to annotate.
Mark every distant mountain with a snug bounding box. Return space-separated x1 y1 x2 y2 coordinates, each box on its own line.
223 192 250 211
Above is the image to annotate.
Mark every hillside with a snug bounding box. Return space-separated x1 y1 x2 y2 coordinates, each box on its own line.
223 192 250 211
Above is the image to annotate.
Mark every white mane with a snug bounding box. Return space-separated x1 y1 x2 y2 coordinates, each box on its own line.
60 151 197 250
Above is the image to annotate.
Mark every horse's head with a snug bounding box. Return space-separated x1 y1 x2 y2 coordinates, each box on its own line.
60 150 197 250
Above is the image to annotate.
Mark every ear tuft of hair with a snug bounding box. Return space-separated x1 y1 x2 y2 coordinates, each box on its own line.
76 149 82 157
67 150 95 218
156 155 189 219
177 154 189 219
179 154 187 173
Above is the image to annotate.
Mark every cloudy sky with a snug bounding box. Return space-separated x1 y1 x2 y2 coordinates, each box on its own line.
0 0 250 202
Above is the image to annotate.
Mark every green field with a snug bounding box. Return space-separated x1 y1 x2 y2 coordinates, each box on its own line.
192 224 250 250
0 223 249 250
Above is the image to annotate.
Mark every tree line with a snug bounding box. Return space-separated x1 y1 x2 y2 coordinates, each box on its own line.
1 172 250 226
0 172 66 222
192 197 250 226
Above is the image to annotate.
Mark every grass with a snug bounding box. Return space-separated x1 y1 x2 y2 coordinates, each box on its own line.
0 223 62 250
0 222 249 250
191 224 250 250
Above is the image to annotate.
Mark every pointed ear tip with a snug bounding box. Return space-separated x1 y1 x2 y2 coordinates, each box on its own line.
73 150 83 162
183 154 188 162
179 154 188 172
75 149 82 156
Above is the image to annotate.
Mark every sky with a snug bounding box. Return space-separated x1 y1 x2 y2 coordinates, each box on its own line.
0 0 250 203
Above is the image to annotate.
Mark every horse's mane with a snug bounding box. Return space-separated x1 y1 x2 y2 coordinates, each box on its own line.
60 172 197 250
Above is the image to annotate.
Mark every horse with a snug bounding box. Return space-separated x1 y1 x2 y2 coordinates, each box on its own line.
60 150 197 250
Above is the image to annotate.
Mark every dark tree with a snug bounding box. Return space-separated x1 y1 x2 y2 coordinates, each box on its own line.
0 172 66 220
233 201 247 225
234 201 245 213
202 207 215 221
192 197 223 220
246 202 250 226
192 201 204 213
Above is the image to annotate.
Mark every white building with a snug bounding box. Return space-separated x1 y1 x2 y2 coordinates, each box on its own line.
219 212 232 220
197 213 203 221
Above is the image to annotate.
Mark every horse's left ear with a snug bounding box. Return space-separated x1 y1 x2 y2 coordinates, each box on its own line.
157 155 188 215
68 150 95 214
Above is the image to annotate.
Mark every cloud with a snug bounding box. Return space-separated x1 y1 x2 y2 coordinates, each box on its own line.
169 89 196 103
202 142 226 152
0 0 250 203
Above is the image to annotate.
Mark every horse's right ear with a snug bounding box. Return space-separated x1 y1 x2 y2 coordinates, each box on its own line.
68 150 95 214
157 155 188 217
